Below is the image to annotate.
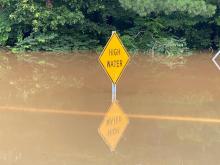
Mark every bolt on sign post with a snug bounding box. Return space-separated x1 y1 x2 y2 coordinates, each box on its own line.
98 102 129 152
99 31 130 102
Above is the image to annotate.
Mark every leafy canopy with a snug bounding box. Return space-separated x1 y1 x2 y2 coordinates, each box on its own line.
119 0 216 17
0 0 219 55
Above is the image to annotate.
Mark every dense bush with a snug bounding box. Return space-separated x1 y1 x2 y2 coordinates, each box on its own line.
0 0 219 55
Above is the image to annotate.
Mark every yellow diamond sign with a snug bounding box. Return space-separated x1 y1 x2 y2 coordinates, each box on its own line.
98 102 129 152
99 32 130 84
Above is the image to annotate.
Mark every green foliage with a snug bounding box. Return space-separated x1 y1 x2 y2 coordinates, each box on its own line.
0 10 11 45
11 33 58 52
121 32 189 56
0 0 220 54
185 27 213 49
151 37 189 56
121 35 137 52
119 0 216 17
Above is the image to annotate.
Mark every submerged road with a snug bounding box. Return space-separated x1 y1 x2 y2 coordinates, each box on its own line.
2 106 220 124
1 105 220 165
0 52 220 164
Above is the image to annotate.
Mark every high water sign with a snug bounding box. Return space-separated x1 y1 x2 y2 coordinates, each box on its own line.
99 31 130 84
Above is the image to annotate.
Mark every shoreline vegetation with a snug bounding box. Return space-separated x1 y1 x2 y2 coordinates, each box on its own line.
0 49 215 71
0 1 219 56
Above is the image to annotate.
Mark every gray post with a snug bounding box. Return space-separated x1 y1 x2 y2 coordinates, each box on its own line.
111 31 117 102
112 83 117 102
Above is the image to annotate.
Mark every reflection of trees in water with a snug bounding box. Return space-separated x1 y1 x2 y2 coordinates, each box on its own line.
0 55 11 77
165 91 214 105
9 67 84 102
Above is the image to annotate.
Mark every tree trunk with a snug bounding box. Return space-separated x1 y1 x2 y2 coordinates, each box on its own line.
46 0 53 8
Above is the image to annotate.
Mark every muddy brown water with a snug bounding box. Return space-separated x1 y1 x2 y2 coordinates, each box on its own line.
0 51 220 164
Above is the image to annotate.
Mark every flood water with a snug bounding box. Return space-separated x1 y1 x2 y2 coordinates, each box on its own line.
0 51 220 164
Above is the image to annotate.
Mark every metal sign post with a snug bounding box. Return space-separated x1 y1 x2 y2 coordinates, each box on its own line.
111 31 117 103
112 83 117 102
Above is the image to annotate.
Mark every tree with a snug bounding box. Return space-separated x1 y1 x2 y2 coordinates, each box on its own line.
0 0 220 53
46 0 52 8
119 0 216 17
